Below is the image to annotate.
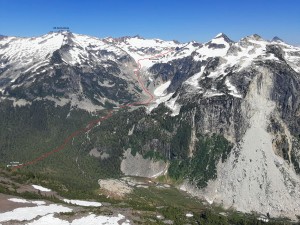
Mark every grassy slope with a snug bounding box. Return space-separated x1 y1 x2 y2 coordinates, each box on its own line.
0 100 294 224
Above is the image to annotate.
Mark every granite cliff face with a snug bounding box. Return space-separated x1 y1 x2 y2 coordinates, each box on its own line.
179 63 300 218
1 32 300 219
144 34 300 218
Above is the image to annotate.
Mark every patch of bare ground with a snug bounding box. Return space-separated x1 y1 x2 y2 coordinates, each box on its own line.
98 179 133 199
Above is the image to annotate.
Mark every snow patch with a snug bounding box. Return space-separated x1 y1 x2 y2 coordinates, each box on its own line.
165 95 181 116
185 213 193 217
225 78 242 98
0 204 72 223
184 69 204 88
8 198 46 205
211 37 228 45
32 184 52 192
27 213 129 225
196 40 229 59
153 81 171 97
63 199 102 207
148 81 174 112
8 198 29 204
203 90 225 98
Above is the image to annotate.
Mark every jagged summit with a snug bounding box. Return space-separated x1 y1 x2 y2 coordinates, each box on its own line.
213 32 233 43
204 33 233 52
215 32 225 38
239 34 266 46
272 36 284 42
107 35 142 43
248 33 263 41
48 30 72 36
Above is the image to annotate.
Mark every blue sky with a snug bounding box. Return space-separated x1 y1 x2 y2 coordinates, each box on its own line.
0 0 299 45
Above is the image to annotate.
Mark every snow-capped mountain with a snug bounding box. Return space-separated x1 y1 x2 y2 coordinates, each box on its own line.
1 31 300 219
149 34 300 219
0 32 150 110
2 31 298 112
149 33 300 112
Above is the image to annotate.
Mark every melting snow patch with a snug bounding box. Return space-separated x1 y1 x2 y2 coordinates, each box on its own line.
8 198 29 204
26 213 129 225
63 199 102 207
157 215 163 219
203 91 225 98
148 92 173 113
196 42 229 59
154 81 171 97
148 81 174 113
186 213 193 217
32 184 52 192
165 95 181 116
31 200 47 205
211 37 228 45
184 68 204 88
0 204 72 223
225 78 242 98
8 198 46 205
258 216 269 223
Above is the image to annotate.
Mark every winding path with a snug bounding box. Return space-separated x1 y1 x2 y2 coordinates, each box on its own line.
13 48 174 170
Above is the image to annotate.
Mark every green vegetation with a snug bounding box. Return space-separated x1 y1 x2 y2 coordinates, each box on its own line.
0 99 233 192
143 150 166 161
0 100 291 224
0 99 115 192
127 186 288 225
170 121 191 159
0 101 171 194
0 166 291 224
169 133 233 188
126 105 174 158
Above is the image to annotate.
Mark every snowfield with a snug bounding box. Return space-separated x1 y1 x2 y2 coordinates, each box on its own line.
62 199 102 207
9 198 46 205
26 213 130 225
0 204 72 222
153 81 171 97
0 200 129 224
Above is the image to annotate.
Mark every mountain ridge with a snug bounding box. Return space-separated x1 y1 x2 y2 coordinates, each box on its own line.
1 31 300 219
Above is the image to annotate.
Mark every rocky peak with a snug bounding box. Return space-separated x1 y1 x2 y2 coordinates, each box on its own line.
205 33 233 50
106 35 144 44
247 34 264 41
0 34 6 40
213 33 233 43
271 36 284 43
